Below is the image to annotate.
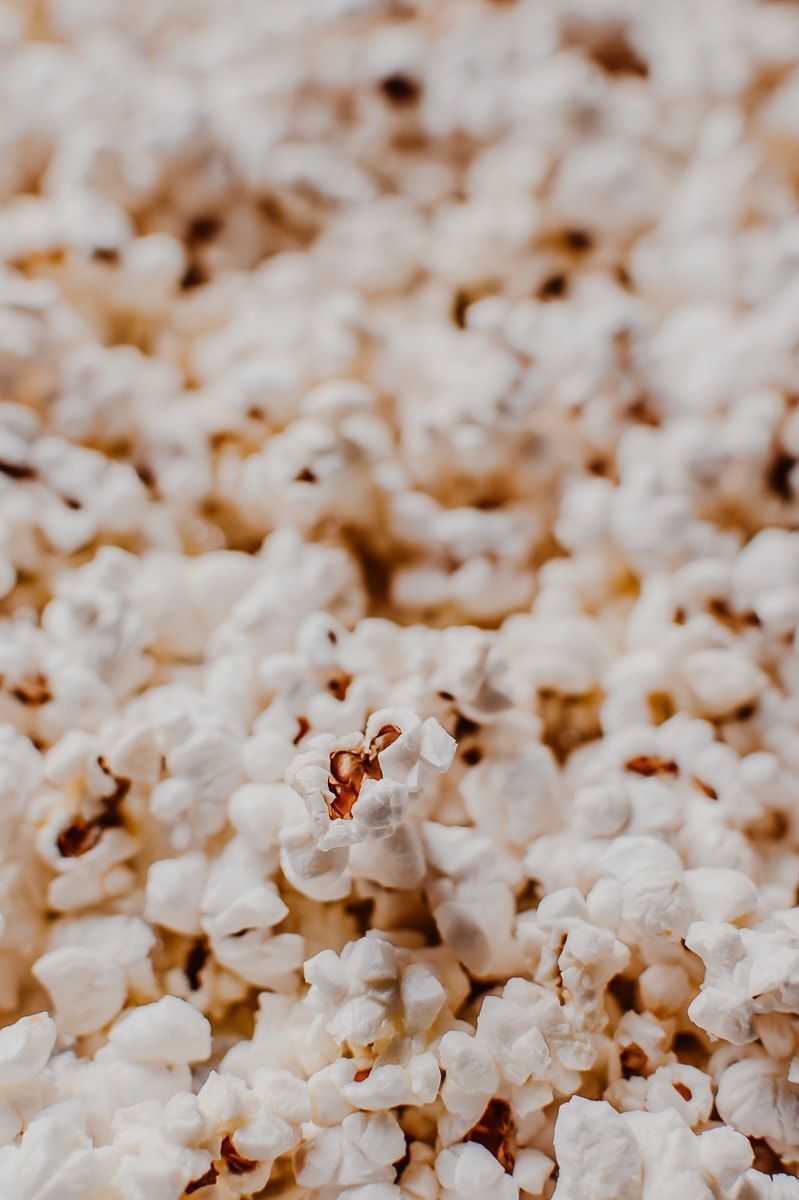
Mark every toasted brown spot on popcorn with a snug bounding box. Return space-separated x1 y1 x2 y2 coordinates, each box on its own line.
295 466 317 482
465 1097 516 1173
12 246 67 272
587 28 648 77
135 462 156 488
538 688 602 763
328 724 402 819
647 691 675 725
537 272 568 301
293 715 310 745
563 228 593 252
220 1134 258 1175
453 713 479 740
354 1066 372 1082
620 1042 649 1079
692 776 718 800
326 672 352 701
393 1138 411 1179
615 263 632 289
91 246 120 264
0 459 37 480
344 895 376 934
452 289 471 329
185 937 210 991
187 215 222 244
184 1163 219 1193
9 672 52 706
328 749 367 820
749 1138 789 1176
627 395 661 426
368 724 402 758
179 261 208 291
707 597 761 630
97 757 132 810
608 974 638 1014
673 1081 692 1101
745 809 789 842
672 1031 707 1069
379 73 421 106
732 702 757 722
516 877 542 912
451 283 497 329
767 451 797 501
625 754 679 777
552 931 569 1003
56 759 130 857
56 818 104 858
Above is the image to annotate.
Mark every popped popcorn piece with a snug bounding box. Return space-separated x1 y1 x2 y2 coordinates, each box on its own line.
283 709 454 899
0 1013 56 1086
33 946 128 1036
107 996 212 1066
686 918 799 1045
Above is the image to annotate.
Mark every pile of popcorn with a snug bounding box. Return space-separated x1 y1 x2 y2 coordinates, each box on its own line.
3 0 799 1196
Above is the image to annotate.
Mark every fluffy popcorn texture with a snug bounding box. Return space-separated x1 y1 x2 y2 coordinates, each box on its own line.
0 0 799 1197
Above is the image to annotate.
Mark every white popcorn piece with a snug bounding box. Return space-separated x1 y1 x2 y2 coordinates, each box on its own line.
33 946 128 1035
686 918 799 1045
716 1055 799 1157
436 1142 518 1200
0 1013 56 1086
552 1098 641 1200
683 649 767 719
144 853 208 936
283 709 454 900
295 1110 406 1190
107 996 212 1066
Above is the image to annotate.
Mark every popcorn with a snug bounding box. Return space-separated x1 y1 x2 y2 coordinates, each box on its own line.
0 1013 56 1087
682 649 768 721
715 1054 799 1160
202 880 304 992
282 709 455 899
294 1111 406 1191
686 917 799 1045
144 853 208 936
110 1094 212 1200
0 1099 111 1200
195 1068 305 1194
436 1141 518 1200
552 1096 757 1200
552 1097 642 1200
304 936 448 1056
1 0 799 1194
639 1063 714 1128
107 996 212 1066
0 1012 56 1142
33 946 129 1036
